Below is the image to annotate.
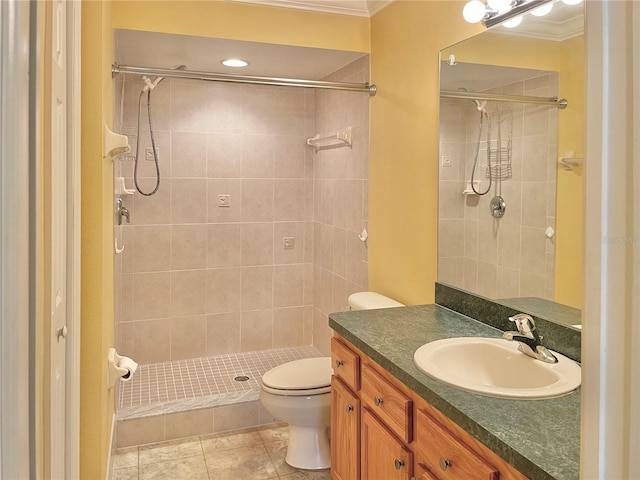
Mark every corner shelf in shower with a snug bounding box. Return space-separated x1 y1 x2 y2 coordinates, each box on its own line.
115 177 136 196
306 127 352 152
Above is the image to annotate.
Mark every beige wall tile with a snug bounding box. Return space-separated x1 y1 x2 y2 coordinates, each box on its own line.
133 180 171 225
133 131 171 179
206 133 242 178
273 222 304 265
521 182 547 228
132 319 171 364
240 310 273 351
273 307 304 348
207 223 241 268
134 226 171 273
133 272 170 320
207 179 242 223
171 224 206 271
273 135 305 178
476 261 498 298
164 408 214 440
438 219 464 258
273 264 304 308
496 267 521 298
241 179 274 222
241 266 273 311
116 416 164 448
520 271 545 298
171 270 206 317
207 84 244 134
170 315 207 360
171 131 206 178
332 227 347 278
497 223 521 269
312 308 331 356
171 83 211 132
171 179 207 224
274 179 305 221
520 226 546 276
206 268 241 314
241 135 274 178
331 274 348 314
241 223 274 266
206 313 241 355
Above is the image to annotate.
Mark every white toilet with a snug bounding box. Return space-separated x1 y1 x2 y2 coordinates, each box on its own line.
259 291 404 470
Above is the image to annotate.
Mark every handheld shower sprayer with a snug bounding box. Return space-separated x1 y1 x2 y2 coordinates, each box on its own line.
134 64 188 196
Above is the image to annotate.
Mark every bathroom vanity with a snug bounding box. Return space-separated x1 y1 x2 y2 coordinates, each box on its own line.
328 303 580 480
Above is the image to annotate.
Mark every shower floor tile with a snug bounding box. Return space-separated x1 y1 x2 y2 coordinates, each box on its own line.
117 346 323 419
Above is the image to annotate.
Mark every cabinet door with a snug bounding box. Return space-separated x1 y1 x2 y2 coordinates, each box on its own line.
362 409 413 480
332 377 360 480
415 462 440 480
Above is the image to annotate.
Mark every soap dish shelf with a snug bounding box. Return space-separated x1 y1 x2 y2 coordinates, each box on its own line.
307 127 352 152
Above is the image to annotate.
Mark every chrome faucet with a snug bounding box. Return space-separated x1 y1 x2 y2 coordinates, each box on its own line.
503 313 558 364
116 198 130 225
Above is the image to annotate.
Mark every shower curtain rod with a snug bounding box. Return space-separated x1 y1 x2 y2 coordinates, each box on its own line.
441 89 568 109
112 63 377 96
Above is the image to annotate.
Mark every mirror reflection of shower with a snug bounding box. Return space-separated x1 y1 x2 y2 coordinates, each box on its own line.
133 64 187 196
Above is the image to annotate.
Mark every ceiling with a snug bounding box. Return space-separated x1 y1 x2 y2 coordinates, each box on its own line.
440 62 552 92
114 30 368 80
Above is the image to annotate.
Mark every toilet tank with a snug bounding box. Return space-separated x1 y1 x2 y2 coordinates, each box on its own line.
348 292 404 310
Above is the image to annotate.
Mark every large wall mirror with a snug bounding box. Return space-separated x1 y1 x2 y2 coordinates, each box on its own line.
437 1 584 328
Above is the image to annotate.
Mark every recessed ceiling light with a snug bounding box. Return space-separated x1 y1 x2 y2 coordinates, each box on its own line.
221 59 249 68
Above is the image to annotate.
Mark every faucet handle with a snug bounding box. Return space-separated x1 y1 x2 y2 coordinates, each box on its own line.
508 313 536 335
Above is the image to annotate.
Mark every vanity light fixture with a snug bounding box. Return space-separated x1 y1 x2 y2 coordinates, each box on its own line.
462 0 555 28
221 58 249 68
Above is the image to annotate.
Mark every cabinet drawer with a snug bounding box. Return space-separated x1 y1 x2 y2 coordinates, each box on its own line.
416 409 499 480
361 363 413 443
331 337 360 391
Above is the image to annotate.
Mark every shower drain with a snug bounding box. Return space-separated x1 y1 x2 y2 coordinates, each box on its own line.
234 375 250 382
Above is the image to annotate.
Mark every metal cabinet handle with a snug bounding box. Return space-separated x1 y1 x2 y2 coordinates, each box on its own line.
439 458 452 471
345 405 354 413
374 396 384 406
394 459 405 470
335 360 344 368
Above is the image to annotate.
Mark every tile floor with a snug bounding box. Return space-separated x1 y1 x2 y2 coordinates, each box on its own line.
112 425 332 480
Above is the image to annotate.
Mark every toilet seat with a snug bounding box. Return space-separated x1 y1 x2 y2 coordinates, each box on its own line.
261 357 332 396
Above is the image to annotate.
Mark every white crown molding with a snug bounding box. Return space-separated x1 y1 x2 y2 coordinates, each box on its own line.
227 0 394 17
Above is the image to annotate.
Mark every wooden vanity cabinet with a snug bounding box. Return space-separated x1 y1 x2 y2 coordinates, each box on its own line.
330 334 529 480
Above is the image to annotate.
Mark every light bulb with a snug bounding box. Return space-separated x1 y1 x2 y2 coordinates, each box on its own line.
221 59 249 68
463 0 487 23
561 0 582 5
531 2 553 16
502 15 523 28
487 0 512 12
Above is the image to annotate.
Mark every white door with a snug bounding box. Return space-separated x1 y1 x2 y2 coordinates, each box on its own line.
46 0 68 477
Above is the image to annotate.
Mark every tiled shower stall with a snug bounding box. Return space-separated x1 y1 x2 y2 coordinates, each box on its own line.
113 56 370 447
438 71 558 301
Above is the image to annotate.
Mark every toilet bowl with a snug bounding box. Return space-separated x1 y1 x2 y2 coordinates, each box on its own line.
259 357 332 469
259 292 404 470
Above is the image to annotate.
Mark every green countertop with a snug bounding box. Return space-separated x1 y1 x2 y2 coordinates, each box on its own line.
329 304 580 480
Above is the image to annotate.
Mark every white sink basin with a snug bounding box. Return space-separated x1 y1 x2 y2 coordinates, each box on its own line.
413 337 581 399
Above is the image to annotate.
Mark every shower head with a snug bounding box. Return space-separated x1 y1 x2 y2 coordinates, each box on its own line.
142 64 188 91
458 87 486 112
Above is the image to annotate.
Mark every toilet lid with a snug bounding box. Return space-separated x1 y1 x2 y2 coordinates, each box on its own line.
262 357 332 391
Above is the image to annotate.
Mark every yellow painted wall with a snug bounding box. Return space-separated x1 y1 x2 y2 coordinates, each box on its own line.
369 1 481 305
555 35 584 309
111 1 370 52
80 1 114 479
442 33 585 309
